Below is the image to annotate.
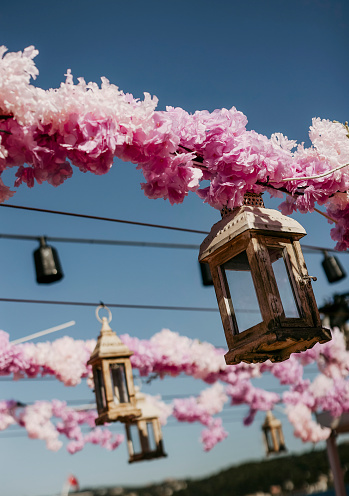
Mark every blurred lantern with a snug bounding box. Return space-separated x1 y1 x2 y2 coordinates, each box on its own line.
322 251 346 283
262 411 286 455
125 389 167 463
88 306 141 425
319 293 349 332
199 262 213 286
33 236 64 284
199 193 331 365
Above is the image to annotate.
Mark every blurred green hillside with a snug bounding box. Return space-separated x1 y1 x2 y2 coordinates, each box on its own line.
71 442 349 496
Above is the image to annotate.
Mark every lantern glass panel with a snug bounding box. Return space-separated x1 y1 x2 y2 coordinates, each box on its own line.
268 247 299 318
276 429 282 445
221 251 262 332
129 424 141 454
109 364 130 404
93 367 106 411
146 421 156 452
265 430 274 451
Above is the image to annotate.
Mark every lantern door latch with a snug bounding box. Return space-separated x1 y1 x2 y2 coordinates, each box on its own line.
302 275 318 283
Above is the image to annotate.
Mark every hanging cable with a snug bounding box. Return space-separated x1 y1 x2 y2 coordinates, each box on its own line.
0 232 344 254
0 416 248 439
0 233 200 250
0 204 209 235
0 296 221 312
0 366 320 382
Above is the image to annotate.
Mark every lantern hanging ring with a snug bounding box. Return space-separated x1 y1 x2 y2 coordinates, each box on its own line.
95 304 112 324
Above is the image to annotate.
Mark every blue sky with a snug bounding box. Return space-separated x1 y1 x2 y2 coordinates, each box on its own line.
0 1 349 495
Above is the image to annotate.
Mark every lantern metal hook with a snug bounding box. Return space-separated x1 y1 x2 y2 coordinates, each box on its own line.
95 304 112 324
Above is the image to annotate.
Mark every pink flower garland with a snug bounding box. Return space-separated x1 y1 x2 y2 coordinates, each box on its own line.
0 47 349 246
0 399 124 453
2 327 349 450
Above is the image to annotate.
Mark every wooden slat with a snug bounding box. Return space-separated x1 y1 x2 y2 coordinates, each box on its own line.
293 239 322 327
248 236 283 325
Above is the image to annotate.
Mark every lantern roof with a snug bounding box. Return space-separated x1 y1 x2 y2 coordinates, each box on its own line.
199 205 306 262
262 410 282 430
88 317 133 362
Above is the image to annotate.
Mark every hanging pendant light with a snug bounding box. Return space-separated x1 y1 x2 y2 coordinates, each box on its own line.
322 251 346 283
199 193 331 365
199 262 213 286
88 305 141 425
319 293 349 330
33 236 64 284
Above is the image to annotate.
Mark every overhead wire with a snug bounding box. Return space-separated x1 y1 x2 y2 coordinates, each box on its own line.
0 415 249 439
0 204 338 444
0 296 220 312
0 232 344 254
0 203 209 235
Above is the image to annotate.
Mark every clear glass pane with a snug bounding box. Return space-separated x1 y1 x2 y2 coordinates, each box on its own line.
110 364 130 404
93 368 106 410
222 251 262 332
276 428 282 446
266 430 274 451
268 247 299 318
146 421 157 452
129 424 141 454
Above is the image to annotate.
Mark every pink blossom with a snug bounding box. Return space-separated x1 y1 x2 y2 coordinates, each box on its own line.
0 330 33 376
200 418 228 451
0 399 124 454
0 400 17 430
81 428 124 451
286 404 330 443
21 401 62 451
172 384 228 426
270 356 304 385
226 381 280 415
0 46 348 240
22 336 95 385
3 324 349 453
143 394 172 425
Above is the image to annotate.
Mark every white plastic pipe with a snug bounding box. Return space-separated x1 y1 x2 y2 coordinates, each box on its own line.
10 321 76 345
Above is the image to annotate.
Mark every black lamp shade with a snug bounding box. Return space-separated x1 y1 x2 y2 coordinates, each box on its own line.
322 252 346 283
33 237 64 284
199 262 213 286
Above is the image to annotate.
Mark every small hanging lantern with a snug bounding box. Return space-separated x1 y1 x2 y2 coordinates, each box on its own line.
262 411 286 455
88 306 141 425
322 251 346 283
199 193 331 365
33 236 64 284
125 389 167 463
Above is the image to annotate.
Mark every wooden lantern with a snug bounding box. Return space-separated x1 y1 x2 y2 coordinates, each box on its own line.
125 389 167 463
199 193 331 365
262 411 286 455
88 306 141 425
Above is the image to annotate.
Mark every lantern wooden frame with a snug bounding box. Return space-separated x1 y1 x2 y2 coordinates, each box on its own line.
262 411 286 455
88 311 141 425
125 391 167 463
199 200 331 365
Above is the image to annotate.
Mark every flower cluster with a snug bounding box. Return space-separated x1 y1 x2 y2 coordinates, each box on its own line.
0 47 348 245
0 399 124 453
0 330 95 385
2 327 349 451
